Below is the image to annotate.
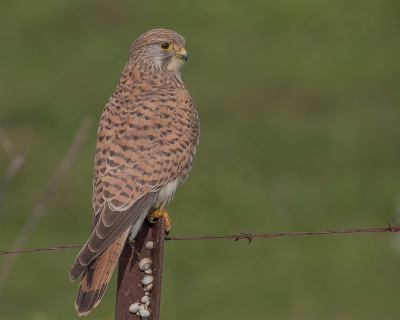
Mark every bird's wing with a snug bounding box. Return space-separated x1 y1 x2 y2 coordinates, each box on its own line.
69 193 158 281
70 88 199 281
93 88 199 213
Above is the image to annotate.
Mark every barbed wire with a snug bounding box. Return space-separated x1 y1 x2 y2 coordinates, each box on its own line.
1 219 399 256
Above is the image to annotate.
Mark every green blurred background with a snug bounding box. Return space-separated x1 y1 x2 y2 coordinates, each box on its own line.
1 0 400 319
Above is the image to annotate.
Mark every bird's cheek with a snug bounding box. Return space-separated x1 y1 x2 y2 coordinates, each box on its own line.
167 57 185 72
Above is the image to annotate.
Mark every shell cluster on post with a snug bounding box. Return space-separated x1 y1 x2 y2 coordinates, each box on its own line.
128 257 155 319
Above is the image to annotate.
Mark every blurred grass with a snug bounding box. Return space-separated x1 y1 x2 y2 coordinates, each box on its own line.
0 0 400 319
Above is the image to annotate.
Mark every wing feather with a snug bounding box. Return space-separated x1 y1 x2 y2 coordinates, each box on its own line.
74 228 130 316
69 191 158 281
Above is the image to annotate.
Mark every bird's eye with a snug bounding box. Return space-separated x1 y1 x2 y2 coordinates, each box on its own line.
160 42 173 50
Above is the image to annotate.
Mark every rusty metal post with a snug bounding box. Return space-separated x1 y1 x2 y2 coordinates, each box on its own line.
115 217 166 320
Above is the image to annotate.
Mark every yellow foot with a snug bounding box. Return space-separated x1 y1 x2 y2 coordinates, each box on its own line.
147 205 172 234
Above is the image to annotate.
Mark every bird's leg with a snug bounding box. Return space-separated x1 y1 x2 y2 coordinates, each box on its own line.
147 203 172 234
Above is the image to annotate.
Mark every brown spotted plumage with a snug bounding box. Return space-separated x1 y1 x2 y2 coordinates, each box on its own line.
69 29 199 316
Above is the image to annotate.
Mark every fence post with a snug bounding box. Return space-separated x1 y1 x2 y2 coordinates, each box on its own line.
115 217 166 320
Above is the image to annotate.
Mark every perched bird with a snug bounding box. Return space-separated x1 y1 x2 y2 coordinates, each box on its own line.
69 29 200 316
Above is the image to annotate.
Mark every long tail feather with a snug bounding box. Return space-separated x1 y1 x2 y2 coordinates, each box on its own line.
75 228 130 316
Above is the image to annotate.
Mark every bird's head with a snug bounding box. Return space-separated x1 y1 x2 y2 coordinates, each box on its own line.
129 29 188 72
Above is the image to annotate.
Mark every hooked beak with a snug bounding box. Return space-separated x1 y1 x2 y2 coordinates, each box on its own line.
176 46 188 61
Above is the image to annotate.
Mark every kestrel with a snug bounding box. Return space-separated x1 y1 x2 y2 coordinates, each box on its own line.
69 29 200 316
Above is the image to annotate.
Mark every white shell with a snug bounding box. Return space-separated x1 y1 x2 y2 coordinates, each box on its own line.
139 258 152 271
144 283 153 291
139 305 151 317
145 300 150 307
141 296 150 303
128 303 140 314
146 241 154 249
144 268 153 274
142 275 154 286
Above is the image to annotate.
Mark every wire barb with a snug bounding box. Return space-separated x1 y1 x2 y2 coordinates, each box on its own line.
234 232 253 243
388 218 400 232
